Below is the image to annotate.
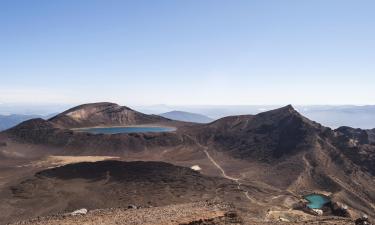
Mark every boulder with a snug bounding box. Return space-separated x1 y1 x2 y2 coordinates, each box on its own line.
331 202 351 217
128 204 138 209
355 215 372 225
312 209 323 216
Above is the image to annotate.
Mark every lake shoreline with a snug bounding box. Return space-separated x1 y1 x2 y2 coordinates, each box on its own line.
71 125 177 134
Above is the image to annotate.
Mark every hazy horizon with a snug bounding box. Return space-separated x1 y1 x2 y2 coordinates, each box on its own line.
1 102 375 115
1 102 375 129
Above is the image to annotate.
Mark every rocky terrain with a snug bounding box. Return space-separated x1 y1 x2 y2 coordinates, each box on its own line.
367 129 375 144
8 201 357 225
9 201 242 225
0 102 374 224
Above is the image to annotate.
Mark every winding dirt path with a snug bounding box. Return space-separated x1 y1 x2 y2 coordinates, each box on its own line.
202 148 238 182
196 142 254 202
184 135 256 202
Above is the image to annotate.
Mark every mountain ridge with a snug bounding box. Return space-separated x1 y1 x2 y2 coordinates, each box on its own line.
49 102 175 128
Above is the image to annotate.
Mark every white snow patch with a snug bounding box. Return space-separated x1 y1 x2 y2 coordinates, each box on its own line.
312 209 323 216
191 165 201 171
70 208 88 216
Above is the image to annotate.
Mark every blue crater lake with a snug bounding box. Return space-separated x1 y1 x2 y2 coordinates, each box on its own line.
74 126 176 134
304 194 330 209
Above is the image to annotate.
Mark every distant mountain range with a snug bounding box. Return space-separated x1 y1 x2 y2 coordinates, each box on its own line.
0 114 42 131
159 111 214 123
2 104 375 131
0 113 57 131
299 105 375 129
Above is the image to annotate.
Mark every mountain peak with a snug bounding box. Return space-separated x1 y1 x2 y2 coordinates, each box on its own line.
256 104 300 119
62 102 127 113
276 104 296 113
284 104 295 110
48 102 170 128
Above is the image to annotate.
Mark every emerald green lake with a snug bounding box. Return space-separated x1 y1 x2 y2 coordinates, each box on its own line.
304 194 330 209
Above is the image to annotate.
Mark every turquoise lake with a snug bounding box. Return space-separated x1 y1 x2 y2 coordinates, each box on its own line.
304 194 330 209
75 126 176 134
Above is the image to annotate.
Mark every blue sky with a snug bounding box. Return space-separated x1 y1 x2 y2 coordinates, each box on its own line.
1 0 374 105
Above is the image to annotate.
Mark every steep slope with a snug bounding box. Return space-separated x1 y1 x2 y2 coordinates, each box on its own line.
333 126 375 175
335 127 370 145
193 105 326 161
183 106 327 190
159 111 214 123
49 102 172 128
366 128 375 144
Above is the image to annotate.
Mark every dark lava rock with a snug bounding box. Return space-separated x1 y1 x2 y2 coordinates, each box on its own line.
355 216 373 225
330 202 351 217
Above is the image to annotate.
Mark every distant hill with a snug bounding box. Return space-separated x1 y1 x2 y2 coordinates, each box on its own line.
159 111 214 123
0 114 41 131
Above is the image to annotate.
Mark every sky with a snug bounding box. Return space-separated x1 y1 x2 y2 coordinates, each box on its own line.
1 0 374 106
